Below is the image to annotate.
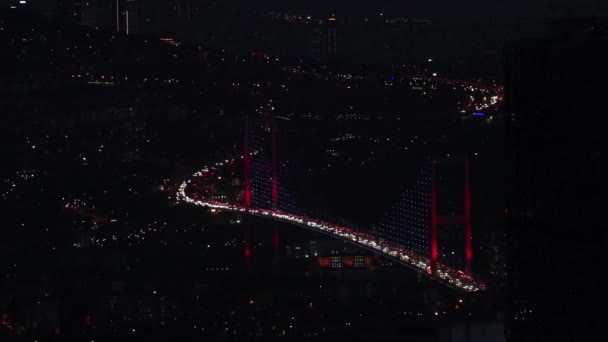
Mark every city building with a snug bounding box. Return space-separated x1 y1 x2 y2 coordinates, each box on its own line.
325 17 337 59
175 0 191 23
309 17 338 61
72 0 131 33
124 0 139 34
317 255 374 269
310 25 322 60
504 18 604 342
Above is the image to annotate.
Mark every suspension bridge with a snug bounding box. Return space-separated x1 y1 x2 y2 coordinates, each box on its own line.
175 120 490 293
173 73 504 292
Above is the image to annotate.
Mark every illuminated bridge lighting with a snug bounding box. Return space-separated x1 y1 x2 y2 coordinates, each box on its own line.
175 160 487 293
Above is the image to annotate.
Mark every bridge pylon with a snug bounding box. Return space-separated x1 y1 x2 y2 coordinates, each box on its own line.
243 115 251 211
430 157 473 276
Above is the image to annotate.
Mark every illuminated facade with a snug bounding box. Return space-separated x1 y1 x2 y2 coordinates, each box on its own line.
317 255 374 269
325 17 337 58
309 17 338 61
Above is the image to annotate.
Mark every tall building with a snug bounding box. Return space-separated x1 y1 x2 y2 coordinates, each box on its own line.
309 17 338 61
124 0 139 34
504 18 604 342
309 17 338 60
310 25 322 60
325 17 337 58
175 0 191 23
103 0 138 34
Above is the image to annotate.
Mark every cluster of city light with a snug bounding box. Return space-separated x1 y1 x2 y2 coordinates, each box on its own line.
335 113 375 121
408 75 503 112
282 67 502 114
283 67 364 81
16 169 37 180
298 112 323 120
63 197 88 211
265 12 315 23
72 73 188 86
1 180 17 200
176 161 486 292
88 218 207 247
474 95 502 111
2 169 39 200
328 133 361 142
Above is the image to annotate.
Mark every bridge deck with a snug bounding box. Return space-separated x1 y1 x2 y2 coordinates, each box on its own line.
176 162 486 293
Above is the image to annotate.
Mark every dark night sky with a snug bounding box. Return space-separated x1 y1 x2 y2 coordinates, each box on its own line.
228 0 607 21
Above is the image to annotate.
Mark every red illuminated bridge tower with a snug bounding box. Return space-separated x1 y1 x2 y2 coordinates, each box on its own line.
242 103 280 265
242 116 252 262
242 102 279 212
430 158 473 276
270 115 279 270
